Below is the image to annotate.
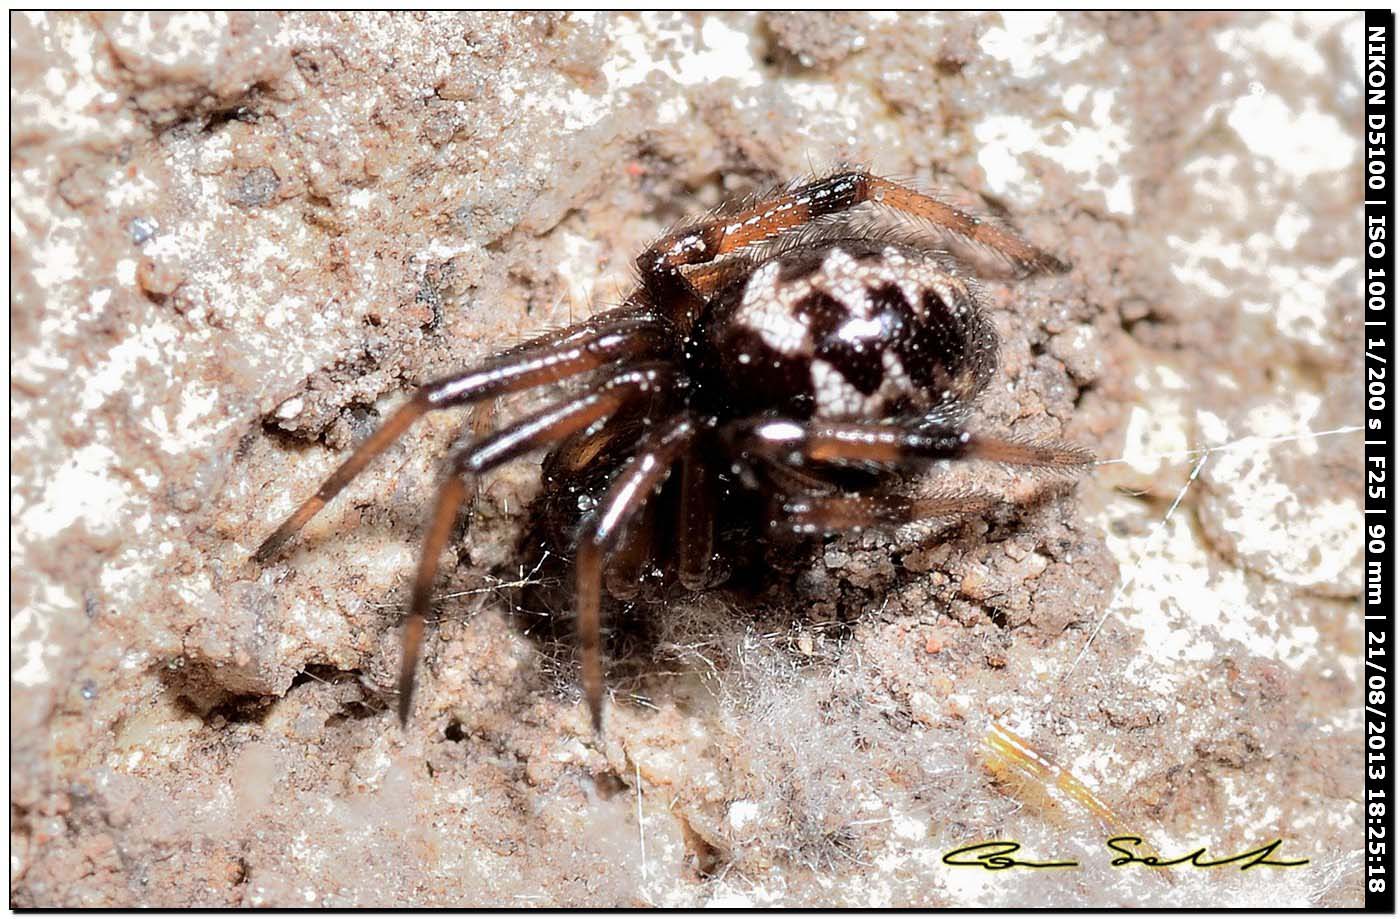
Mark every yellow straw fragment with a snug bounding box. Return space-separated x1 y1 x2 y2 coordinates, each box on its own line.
982 719 1128 833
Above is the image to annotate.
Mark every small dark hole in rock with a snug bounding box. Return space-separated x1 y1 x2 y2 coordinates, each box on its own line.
678 814 726 878
593 771 627 799
326 700 380 727
206 694 274 725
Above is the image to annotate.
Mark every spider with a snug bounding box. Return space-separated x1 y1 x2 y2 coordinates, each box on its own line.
253 168 1093 731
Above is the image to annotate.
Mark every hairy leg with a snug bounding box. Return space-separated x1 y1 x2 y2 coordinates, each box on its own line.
724 417 1095 470
776 489 1001 536
638 169 1066 313
254 307 668 562
604 499 656 601
574 415 697 732
395 364 674 724
676 452 715 591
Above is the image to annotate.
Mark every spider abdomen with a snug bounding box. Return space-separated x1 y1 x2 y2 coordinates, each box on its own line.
692 240 997 422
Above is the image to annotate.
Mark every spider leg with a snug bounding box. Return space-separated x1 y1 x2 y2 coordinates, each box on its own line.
547 397 675 602
253 307 668 562
400 476 467 725
396 363 675 725
603 498 655 601
775 490 1001 536
575 414 697 733
676 452 714 591
639 169 1065 300
724 417 1094 470
855 173 1068 276
464 400 499 513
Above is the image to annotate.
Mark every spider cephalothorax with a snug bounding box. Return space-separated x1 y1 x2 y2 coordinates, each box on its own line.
254 169 1092 730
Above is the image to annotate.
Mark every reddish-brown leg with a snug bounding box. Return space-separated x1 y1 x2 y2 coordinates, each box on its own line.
463 400 498 513
574 415 697 732
604 499 656 601
544 408 639 478
859 174 1068 275
254 307 668 562
724 418 1095 470
776 490 1001 536
676 452 715 591
639 169 1066 319
400 476 468 724
395 364 674 724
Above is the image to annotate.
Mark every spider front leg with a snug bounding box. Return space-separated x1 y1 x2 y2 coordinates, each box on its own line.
253 307 667 562
396 363 675 724
574 414 697 733
638 169 1066 318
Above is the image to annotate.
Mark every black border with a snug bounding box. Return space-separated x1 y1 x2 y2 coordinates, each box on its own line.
1365 7 1395 914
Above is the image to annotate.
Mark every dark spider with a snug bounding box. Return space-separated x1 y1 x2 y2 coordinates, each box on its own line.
253 168 1093 730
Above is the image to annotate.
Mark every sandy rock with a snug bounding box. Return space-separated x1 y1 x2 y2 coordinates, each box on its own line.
12 11 1363 908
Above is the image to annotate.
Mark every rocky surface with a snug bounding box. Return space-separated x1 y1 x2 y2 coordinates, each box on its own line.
12 11 1362 907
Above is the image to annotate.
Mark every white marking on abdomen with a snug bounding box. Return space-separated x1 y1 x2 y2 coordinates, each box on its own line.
737 261 811 355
